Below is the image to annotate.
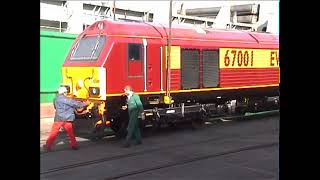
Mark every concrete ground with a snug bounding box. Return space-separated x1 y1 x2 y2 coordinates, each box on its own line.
41 103 55 119
41 114 279 180
40 118 54 144
40 103 55 144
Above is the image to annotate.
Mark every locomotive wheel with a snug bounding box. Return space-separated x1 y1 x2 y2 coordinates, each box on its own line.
89 126 105 141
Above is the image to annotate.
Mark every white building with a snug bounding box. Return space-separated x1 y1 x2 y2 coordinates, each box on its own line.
40 0 279 34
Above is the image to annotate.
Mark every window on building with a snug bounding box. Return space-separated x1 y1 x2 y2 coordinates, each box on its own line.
40 19 67 32
83 24 90 31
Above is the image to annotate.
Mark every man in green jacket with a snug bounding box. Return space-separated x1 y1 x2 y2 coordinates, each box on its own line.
122 85 145 148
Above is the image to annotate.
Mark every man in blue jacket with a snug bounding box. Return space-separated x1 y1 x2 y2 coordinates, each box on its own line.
43 86 88 151
122 85 145 148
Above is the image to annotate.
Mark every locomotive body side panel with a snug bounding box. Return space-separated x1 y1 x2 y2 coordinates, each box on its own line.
219 48 279 87
162 46 181 90
105 37 146 93
146 42 162 92
88 20 278 96
58 20 279 137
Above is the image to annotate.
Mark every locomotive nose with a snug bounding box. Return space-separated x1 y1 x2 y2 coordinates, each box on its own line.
77 80 84 88
61 67 106 100
74 79 88 98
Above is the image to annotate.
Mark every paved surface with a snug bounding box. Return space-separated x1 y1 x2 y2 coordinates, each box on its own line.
41 103 55 119
40 114 279 180
40 103 54 145
41 118 53 138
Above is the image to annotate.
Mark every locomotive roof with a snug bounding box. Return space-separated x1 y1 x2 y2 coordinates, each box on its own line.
82 19 278 46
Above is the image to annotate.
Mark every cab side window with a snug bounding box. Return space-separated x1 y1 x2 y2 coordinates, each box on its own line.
128 43 143 61
127 43 144 77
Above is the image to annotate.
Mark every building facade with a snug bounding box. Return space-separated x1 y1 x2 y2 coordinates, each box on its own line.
40 1 279 34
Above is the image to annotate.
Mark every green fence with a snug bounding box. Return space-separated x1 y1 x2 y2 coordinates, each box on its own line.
40 31 78 103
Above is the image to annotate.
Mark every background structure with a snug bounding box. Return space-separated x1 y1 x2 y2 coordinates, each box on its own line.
40 0 279 103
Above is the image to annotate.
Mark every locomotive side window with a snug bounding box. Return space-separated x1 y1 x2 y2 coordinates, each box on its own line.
127 43 144 77
70 35 106 61
128 43 143 61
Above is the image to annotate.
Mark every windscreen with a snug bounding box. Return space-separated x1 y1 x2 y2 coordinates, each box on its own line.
70 35 106 61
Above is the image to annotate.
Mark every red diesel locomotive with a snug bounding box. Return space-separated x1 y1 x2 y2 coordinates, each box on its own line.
60 19 279 138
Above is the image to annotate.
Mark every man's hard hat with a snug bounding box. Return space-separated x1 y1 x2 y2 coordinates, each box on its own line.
58 86 68 94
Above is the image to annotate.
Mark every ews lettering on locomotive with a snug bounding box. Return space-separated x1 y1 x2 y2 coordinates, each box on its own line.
270 51 279 66
220 48 279 68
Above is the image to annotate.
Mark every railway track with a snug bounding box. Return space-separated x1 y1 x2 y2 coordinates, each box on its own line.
103 141 278 180
41 115 279 175
41 138 278 177
41 110 279 151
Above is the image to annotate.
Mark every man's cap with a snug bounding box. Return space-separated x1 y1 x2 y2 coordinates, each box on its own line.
58 86 68 94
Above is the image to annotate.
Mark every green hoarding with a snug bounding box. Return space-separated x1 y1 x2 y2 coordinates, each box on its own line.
40 31 78 103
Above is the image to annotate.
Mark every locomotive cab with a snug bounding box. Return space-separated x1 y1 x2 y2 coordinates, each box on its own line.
60 21 112 139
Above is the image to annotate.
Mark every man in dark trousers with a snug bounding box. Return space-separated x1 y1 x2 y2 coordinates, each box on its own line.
122 85 145 148
43 86 88 152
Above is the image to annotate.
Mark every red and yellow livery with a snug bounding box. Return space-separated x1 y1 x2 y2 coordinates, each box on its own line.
60 19 279 138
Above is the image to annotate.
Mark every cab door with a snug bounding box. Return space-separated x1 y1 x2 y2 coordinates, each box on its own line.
127 43 144 91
